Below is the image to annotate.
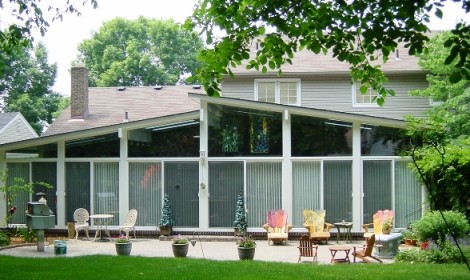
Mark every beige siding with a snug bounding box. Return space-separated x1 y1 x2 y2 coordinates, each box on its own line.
222 74 431 121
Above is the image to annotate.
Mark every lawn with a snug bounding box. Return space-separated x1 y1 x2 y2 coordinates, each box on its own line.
0 255 469 280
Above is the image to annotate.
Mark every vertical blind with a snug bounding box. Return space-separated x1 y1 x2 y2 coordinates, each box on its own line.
94 162 119 225
129 162 162 226
362 160 392 224
208 161 244 227
395 161 422 228
65 162 91 222
324 160 352 223
6 163 30 224
292 161 322 226
246 162 282 227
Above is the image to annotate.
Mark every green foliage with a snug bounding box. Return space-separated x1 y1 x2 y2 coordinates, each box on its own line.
159 193 174 227
395 243 470 264
0 230 11 247
187 0 470 104
76 17 204 87
406 31 470 214
0 169 52 227
233 192 247 233
0 42 66 134
236 235 256 248
410 211 470 245
15 227 36 243
0 0 98 57
171 234 189 245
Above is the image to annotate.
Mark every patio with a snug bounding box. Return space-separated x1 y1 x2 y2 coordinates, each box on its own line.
0 237 393 264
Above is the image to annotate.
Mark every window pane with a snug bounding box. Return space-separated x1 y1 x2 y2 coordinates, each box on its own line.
395 161 422 228
361 125 409 156
7 163 30 224
66 162 91 222
257 82 275 103
292 161 321 227
209 161 244 227
324 160 352 223
363 160 392 224
292 115 352 156
246 162 282 227
208 104 282 157
355 84 376 104
128 122 199 157
129 162 162 226
6 144 57 159
66 133 119 158
164 162 199 227
94 162 119 225
280 82 297 105
32 162 57 224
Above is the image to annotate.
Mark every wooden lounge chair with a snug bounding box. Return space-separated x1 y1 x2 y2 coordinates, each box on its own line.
303 209 333 244
352 234 383 263
262 210 292 245
298 234 318 263
362 209 394 239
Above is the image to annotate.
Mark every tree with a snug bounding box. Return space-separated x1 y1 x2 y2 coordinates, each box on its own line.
0 0 98 58
76 17 204 87
0 42 65 134
233 192 247 235
187 0 470 105
405 31 470 216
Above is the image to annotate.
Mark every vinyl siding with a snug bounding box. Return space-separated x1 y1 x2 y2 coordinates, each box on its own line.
222 73 431 121
0 118 37 144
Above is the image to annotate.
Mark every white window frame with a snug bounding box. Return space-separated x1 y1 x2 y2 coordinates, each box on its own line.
352 82 380 108
255 79 301 106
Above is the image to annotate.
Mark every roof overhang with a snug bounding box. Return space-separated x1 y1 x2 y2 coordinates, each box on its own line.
0 111 199 151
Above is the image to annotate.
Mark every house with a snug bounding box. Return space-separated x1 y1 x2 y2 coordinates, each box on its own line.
0 112 38 145
0 43 431 235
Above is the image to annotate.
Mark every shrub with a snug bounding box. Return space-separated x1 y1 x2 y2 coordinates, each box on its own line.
395 242 470 264
411 210 470 245
16 227 36 243
0 230 11 247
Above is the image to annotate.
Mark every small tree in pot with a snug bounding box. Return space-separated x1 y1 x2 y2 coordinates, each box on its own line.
233 192 247 236
158 193 174 236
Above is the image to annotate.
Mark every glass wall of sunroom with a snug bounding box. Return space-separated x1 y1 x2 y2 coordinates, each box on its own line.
2 106 423 232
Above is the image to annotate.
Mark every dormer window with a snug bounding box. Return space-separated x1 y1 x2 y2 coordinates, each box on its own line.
255 79 300 106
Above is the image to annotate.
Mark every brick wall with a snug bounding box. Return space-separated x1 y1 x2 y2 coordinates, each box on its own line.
71 65 89 119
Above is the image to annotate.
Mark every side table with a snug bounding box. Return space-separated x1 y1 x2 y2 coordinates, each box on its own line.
329 245 352 263
334 222 353 243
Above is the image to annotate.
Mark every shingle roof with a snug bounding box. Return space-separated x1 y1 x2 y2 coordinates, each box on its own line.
232 39 422 75
42 86 203 136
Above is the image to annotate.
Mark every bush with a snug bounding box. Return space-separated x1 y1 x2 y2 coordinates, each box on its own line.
395 242 470 264
411 210 470 245
16 227 36 243
0 230 11 247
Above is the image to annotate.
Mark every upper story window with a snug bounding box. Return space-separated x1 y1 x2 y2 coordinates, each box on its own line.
352 82 380 107
255 79 300 106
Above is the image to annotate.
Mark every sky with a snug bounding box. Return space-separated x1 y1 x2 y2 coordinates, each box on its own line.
16 0 470 95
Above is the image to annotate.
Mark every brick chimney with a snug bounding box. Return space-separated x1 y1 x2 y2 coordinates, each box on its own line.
70 64 89 119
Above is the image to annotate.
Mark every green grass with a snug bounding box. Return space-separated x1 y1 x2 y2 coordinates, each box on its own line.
0 255 469 279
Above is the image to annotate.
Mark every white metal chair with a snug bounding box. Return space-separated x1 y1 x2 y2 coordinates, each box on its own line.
119 209 138 239
73 208 90 240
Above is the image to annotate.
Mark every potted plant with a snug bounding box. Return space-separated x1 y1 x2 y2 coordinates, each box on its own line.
382 218 393 234
233 192 247 236
115 234 132 256
402 229 418 246
158 193 174 236
236 235 256 260
171 234 189 257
